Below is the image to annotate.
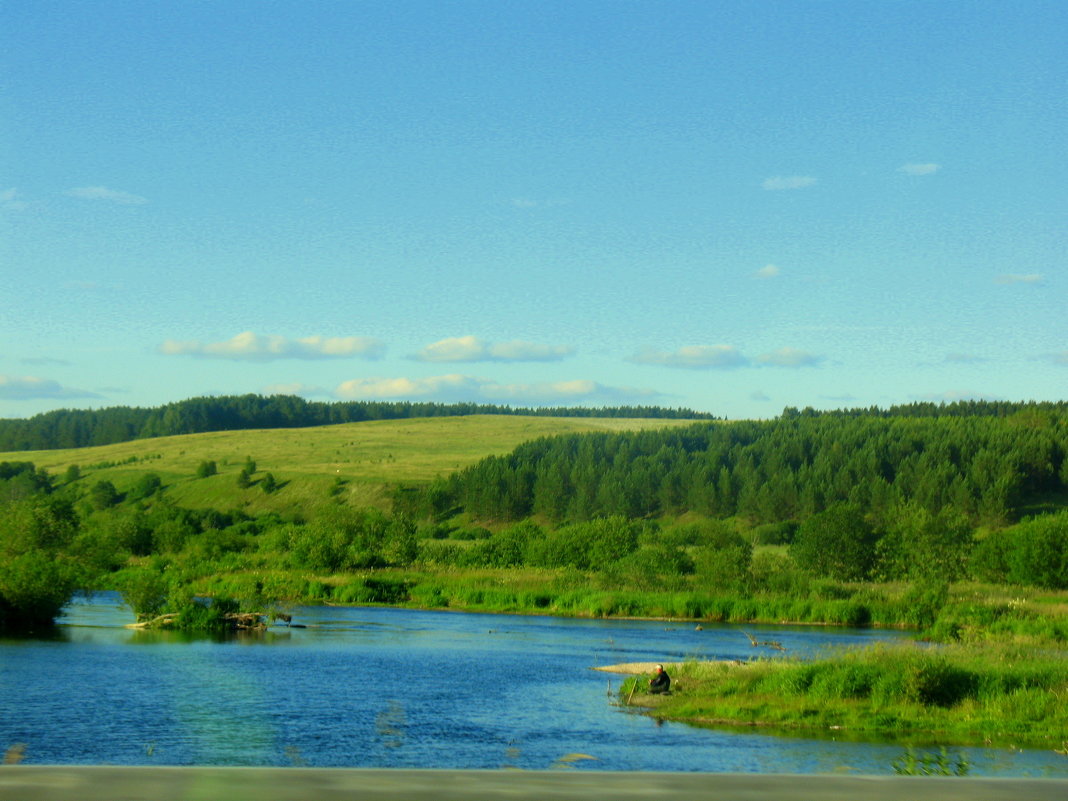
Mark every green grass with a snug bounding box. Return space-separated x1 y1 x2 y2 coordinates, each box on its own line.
5 415 692 516
623 643 1068 748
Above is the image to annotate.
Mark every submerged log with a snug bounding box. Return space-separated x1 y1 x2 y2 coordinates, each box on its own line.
125 612 270 631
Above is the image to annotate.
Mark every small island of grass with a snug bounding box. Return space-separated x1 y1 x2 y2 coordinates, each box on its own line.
619 643 1068 750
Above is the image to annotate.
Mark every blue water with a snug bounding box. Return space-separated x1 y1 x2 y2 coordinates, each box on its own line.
1 593 1065 776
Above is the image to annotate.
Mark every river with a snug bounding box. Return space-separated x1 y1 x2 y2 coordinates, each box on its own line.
1 593 1065 776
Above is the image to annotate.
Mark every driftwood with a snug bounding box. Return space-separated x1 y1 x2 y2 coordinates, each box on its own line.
742 631 786 651
126 612 270 631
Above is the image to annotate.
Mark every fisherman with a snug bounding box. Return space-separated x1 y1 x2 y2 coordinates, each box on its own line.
648 664 671 694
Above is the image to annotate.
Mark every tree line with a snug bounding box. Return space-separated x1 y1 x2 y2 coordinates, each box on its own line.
439 405 1068 527
0 394 716 451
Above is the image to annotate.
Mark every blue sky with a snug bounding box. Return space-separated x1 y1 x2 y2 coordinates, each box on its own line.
2 1 1065 420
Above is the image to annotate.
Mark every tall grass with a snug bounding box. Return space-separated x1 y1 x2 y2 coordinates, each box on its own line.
633 642 1068 747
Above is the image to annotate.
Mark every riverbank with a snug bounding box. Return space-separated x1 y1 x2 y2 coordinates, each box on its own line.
177 567 1068 638
619 643 1068 750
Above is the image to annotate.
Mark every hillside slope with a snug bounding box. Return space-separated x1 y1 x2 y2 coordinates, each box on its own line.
1 415 695 516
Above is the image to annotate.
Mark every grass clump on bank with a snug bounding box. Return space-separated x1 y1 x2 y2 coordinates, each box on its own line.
623 642 1068 748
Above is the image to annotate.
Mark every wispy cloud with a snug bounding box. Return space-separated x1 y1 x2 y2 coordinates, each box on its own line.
630 345 749 369
0 375 102 401
160 331 386 361
994 273 1044 285
414 335 573 363
898 163 941 176
755 347 824 368
1049 351 1068 366
762 175 817 191
1 188 28 211
334 374 653 405
21 356 71 367
754 264 781 279
66 185 148 205
749 390 771 402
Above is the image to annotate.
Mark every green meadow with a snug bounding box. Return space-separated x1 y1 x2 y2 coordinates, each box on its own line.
4 414 691 517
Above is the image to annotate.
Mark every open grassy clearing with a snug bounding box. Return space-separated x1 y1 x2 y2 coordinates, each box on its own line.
3 415 694 515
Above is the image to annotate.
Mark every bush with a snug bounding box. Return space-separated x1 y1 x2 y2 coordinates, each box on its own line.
0 551 80 629
792 504 877 581
752 521 799 545
118 568 171 621
129 472 162 501
173 596 240 630
89 480 121 509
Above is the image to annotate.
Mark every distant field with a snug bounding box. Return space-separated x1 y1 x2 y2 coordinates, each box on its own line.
2 415 700 516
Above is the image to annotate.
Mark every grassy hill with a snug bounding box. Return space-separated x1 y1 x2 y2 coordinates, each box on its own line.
3 415 697 518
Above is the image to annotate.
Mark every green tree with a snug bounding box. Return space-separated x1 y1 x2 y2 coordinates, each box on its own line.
118 567 171 621
0 496 83 630
129 472 162 501
876 504 972 582
89 480 120 510
195 460 217 479
1007 512 1068 589
791 503 877 581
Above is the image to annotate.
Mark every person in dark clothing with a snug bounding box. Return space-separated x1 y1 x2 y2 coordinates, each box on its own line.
648 664 670 694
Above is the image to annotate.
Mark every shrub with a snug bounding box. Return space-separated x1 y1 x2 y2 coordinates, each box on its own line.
791 504 877 581
118 568 171 621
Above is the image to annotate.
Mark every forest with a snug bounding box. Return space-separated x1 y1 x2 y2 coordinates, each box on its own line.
0 394 714 451
439 404 1067 528
1 401 1067 635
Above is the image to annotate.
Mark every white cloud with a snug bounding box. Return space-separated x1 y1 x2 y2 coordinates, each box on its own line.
159 331 386 361
749 390 771 402
66 186 148 205
0 375 101 400
898 163 941 176
336 374 480 400
756 347 824 368
630 345 749 369
414 335 573 363
762 175 817 191
994 273 1044 285
1050 351 1068 366
944 353 987 364
754 264 781 279
334 374 654 405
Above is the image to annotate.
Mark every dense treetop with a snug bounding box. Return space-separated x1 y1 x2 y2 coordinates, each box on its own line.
445 402 1068 527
